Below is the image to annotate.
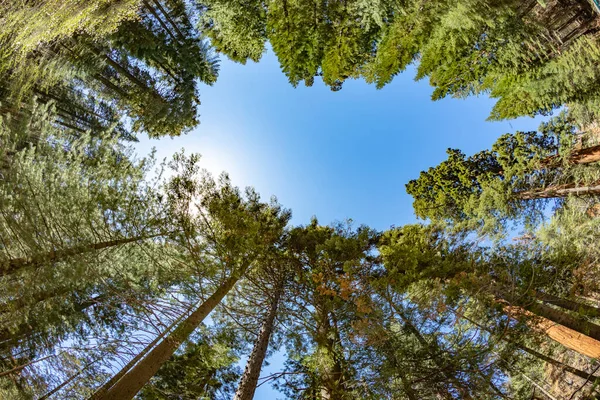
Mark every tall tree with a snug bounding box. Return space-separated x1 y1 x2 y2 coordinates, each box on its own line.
93 152 290 400
232 257 288 400
274 220 378 399
406 114 600 235
378 224 600 360
1 0 219 138
137 326 242 400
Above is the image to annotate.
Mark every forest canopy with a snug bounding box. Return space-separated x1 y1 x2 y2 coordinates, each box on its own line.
2 0 600 399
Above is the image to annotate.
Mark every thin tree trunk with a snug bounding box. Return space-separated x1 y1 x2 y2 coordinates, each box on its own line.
520 373 559 400
100 53 154 93
141 0 181 44
462 313 600 383
0 353 54 378
385 294 472 399
93 74 129 98
519 342 600 384
38 357 99 400
534 291 600 318
89 302 193 400
1 234 160 276
516 181 600 199
150 0 187 41
96 264 250 400
233 282 283 400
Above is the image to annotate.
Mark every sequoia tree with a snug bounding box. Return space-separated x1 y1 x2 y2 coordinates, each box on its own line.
406 114 600 235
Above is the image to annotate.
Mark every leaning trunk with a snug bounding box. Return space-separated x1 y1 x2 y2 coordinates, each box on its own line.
534 291 600 318
233 282 283 400
96 264 250 400
503 302 600 359
89 302 193 400
462 313 600 384
1 234 159 276
541 144 600 166
516 181 600 200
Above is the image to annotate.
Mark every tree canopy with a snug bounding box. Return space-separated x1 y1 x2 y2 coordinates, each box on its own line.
2 1 600 399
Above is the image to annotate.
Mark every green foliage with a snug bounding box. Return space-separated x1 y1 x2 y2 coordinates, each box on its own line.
1 0 219 138
199 0 267 63
138 328 241 400
406 114 590 236
200 0 600 118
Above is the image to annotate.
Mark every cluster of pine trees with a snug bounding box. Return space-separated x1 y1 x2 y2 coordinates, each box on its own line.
2 0 600 399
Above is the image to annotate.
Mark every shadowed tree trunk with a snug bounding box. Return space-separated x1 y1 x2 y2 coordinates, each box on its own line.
96 263 251 400
534 291 600 318
233 280 283 400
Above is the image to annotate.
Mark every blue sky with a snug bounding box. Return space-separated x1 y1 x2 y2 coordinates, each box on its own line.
135 48 546 399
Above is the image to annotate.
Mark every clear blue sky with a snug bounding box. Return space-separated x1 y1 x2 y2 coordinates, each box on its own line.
135 48 545 399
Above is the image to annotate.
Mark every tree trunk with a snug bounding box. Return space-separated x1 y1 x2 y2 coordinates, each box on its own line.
96 264 250 400
141 0 181 44
1 234 159 276
89 302 193 400
38 357 99 400
100 53 153 93
526 301 600 342
233 282 283 400
93 73 129 97
516 181 600 200
0 353 54 378
386 295 472 399
534 291 600 318
485 286 600 358
503 303 600 359
150 0 187 41
520 373 559 400
313 294 346 400
461 314 600 384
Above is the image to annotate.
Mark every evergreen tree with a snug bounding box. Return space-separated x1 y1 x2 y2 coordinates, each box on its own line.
137 326 242 400
406 114 600 235
1 0 219 138
92 152 290 400
275 220 378 399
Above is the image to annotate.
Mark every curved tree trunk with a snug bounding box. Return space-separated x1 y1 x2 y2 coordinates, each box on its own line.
233 282 283 400
96 264 250 400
